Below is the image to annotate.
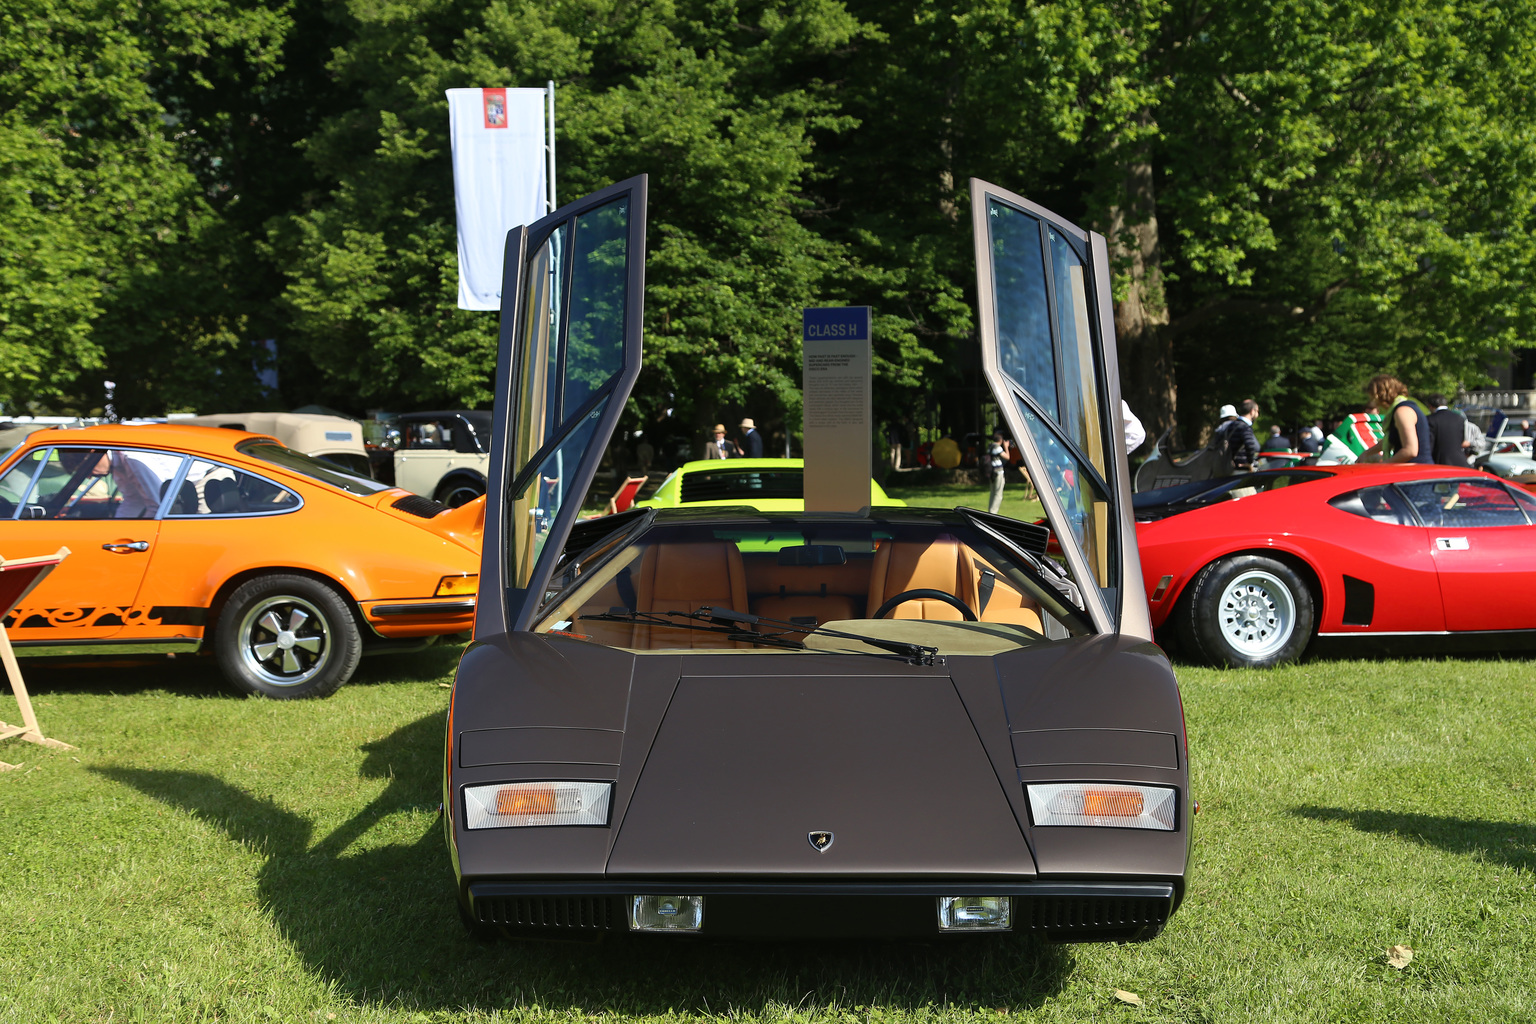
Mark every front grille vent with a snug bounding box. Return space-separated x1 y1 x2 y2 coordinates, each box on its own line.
391 494 450 519
475 896 616 930
1018 895 1170 932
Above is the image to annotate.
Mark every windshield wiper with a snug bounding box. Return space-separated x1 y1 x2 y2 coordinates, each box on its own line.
699 607 939 666
576 607 939 666
577 608 806 652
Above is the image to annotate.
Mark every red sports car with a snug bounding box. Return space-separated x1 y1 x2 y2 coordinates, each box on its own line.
1135 464 1536 667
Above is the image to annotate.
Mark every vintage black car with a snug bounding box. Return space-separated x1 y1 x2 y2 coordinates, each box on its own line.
443 176 1191 941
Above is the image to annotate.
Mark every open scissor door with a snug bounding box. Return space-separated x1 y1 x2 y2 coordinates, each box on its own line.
478 175 647 635
970 178 1149 636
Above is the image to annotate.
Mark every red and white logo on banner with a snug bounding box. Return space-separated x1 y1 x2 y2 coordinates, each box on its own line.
482 88 508 129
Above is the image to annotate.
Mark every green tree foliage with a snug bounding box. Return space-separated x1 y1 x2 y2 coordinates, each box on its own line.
0 0 294 416
7 0 1536 444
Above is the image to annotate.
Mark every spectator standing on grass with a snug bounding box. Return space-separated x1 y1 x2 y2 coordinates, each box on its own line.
1298 422 1324 454
738 417 764 458
1214 400 1260 471
1426 395 1471 466
986 431 1011 514
703 424 738 460
1260 425 1290 453
1359 374 1432 464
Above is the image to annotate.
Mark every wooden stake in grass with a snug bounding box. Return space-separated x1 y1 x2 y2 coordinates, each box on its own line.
0 548 77 769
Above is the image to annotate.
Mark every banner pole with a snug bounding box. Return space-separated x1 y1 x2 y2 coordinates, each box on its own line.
546 80 557 212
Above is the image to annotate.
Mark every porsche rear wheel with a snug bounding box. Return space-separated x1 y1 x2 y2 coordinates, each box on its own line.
1178 555 1314 669
215 574 362 699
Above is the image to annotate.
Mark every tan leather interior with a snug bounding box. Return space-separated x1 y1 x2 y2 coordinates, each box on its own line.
866 537 979 620
631 540 749 649
565 536 1044 649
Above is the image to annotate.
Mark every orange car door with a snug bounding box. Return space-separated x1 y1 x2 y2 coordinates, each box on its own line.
0 446 183 641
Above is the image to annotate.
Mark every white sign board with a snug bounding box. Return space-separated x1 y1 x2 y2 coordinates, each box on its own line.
446 87 550 310
802 307 872 512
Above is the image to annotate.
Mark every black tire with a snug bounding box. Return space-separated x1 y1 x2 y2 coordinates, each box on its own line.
435 474 485 508
1176 555 1314 669
214 574 362 699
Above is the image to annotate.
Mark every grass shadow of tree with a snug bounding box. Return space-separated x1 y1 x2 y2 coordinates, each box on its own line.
95 712 1073 1015
1292 805 1535 874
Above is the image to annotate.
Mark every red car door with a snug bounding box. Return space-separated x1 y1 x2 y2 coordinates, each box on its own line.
1395 478 1536 632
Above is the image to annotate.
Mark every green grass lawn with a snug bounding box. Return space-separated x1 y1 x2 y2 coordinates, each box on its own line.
882 476 1045 522
2 649 1533 1022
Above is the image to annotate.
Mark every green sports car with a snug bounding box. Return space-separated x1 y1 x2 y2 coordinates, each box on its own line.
634 458 905 511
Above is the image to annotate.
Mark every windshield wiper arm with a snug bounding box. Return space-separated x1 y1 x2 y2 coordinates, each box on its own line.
698 607 938 666
577 608 806 652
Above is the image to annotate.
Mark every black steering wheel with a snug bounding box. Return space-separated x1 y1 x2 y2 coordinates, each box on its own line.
871 588 977 621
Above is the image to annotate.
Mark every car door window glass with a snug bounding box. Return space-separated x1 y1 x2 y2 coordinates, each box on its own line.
172 460 300 516
988 204 1057 420
1048 227 1105 477
512 222 568 476
1328 485 1417 525
563 198 630 414
0 448 50 518
1397 479 1528 528
17 447 184 520
509 400 608 590
1017 398 1114 587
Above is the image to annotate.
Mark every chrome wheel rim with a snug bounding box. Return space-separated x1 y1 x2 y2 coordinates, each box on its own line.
1216 570 1295 658
238 595 331 687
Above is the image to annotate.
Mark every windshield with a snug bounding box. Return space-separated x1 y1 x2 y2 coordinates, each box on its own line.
1134 470 1328 516
534 518 1088 655
234 439 390 496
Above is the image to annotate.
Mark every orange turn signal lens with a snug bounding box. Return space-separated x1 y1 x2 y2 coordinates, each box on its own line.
1080 788 1145 817
435 574 479 597
496 785 557 816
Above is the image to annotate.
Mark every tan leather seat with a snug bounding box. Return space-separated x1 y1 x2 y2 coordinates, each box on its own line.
631 541 749 649
865 537 978 620
751 593 861 636
970 561 1044 632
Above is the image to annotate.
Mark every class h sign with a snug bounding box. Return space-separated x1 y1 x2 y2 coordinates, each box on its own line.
801 306 872 512
803 305 871 343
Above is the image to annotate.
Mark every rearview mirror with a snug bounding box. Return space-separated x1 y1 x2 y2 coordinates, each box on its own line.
777 544 847 566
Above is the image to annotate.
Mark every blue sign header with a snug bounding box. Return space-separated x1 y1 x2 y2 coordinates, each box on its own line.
803 306 871 343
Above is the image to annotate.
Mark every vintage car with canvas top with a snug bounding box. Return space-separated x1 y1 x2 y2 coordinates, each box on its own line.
0 423 482 698
444 176 1191 941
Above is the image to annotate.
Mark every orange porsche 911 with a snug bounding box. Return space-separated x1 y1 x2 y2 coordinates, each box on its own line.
0 424 483 698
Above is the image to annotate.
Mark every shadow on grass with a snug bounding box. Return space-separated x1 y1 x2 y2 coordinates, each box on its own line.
95 711 1072 1015
1294 806 1536 873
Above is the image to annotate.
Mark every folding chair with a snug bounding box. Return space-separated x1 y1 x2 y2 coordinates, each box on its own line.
0 548 76 769
605 475 649 515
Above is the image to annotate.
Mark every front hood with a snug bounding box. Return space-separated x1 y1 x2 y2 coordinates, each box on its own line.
605 669 1034 877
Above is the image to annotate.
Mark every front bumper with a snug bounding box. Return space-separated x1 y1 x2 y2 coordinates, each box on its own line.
465 879 1177 942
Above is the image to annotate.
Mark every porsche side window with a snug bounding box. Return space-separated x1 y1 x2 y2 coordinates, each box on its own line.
1397 479 1529 528
0 448 49 518
1328 485 1416 525
13 447 184 520
170 460 300 517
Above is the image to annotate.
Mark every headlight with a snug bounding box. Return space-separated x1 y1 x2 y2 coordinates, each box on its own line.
462 781 612 829
1026 783 1177 830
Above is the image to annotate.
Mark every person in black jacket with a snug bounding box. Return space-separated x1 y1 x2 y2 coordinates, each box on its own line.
738 417 765 458
1425 394 1471 466
1214 399 1261 471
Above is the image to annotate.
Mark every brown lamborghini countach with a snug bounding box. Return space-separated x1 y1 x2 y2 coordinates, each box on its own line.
444 176 1191 941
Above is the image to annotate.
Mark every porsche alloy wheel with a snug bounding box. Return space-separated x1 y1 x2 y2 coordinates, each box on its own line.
215 574 362 699
1178 555 1315 669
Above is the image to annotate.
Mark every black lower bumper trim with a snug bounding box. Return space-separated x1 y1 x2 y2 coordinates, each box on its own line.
467 880 1176 941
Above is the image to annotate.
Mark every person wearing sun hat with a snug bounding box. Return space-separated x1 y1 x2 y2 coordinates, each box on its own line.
704 424 738 459
738 417 765 458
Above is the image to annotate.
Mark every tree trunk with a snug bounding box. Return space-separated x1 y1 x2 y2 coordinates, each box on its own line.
1105 113 1176 447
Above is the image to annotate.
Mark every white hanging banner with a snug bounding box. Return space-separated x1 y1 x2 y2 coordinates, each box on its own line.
447 87 550 310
